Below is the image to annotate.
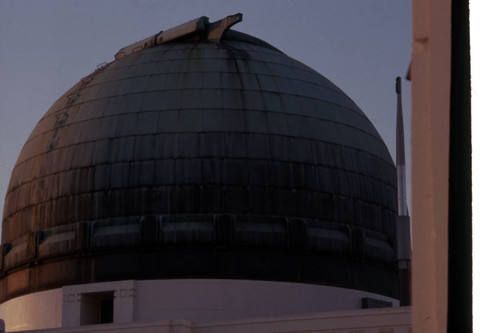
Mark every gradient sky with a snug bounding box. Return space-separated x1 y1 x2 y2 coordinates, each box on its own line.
0 0 412 236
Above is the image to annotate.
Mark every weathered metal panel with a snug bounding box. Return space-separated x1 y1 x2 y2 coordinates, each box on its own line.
1 29 399 303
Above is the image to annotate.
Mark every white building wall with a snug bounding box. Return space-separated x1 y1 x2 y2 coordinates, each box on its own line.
0 289 62 331
133 279 399 322
0 279 399 331
21 307 412 333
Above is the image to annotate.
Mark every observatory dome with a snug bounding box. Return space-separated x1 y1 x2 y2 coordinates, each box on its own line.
0 15 398 305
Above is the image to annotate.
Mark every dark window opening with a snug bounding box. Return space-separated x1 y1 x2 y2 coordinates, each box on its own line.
80 291 114 325
100 298 114 324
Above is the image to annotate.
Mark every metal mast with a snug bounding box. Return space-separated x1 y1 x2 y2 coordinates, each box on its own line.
395 77 411 306
396 77 408 216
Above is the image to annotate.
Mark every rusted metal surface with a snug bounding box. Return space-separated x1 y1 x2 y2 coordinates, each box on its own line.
0 24 398 303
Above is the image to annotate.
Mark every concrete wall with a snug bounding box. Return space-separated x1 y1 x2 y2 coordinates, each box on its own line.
0 289 62 331
0 279 399 331
410 0 451 331
133 279 399 322
23 307 411 333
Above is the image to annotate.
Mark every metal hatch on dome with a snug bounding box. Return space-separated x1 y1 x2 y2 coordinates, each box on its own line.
114 13 243 60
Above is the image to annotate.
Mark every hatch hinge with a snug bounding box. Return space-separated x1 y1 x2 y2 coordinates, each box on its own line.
206 13 243 43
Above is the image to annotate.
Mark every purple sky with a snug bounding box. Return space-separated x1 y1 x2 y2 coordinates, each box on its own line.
0 0 412 236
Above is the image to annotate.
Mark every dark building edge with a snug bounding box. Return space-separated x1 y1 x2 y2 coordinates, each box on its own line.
447 0 472 331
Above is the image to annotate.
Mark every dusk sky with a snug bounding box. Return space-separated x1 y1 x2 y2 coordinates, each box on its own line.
0 0 412 237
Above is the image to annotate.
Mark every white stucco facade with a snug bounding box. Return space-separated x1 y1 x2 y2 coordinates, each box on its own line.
0 279 400 331
0 289 62 332
2 300 411 333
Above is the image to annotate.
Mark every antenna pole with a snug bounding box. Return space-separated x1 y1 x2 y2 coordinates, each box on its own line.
396 77 411 306
396 77 408 216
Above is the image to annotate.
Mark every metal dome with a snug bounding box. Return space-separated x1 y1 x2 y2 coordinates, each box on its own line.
0 15 398 303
